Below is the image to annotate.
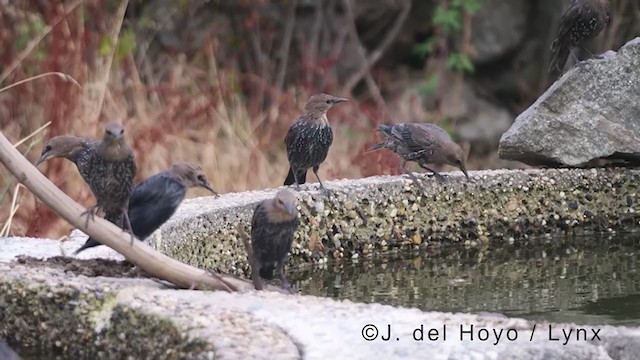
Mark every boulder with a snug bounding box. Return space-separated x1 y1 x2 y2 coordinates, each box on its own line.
498 38 640 167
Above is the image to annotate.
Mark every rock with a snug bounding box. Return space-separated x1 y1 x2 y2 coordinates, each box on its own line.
498 38 640 166
470 0 530 63
442 83 513 144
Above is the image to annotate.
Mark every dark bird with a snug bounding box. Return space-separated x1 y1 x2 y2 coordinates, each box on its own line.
284 93 348 190
368 123 469 186
35 135 99 186
81 123 137 242
74 162 217 254
251 189 299 290
549 0 610 73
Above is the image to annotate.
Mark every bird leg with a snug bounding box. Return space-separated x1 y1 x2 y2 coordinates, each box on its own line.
277 258 294 293
292 171 301 190
313 166 328 194
122 209 135 244
399 160 425 191
418 164 447 183
81 205 100 228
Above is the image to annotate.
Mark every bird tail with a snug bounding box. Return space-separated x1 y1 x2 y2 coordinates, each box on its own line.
377 124 394 136
75 211 124 255
73 238 101 255
549 40 569 74
259 264 275 280
367 142 385 152
284 167 306 186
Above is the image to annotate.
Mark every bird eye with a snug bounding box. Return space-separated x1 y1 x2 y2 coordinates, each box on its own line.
44 145 52 152
197 175 205 182
325 100 332 104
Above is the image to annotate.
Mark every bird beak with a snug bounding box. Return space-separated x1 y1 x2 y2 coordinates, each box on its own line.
35 153 50 167
285 203 296 215
333 97 349 103
459 164 469 180
201 182 219 196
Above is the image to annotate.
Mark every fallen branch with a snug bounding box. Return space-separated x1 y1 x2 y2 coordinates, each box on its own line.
0 129 279 292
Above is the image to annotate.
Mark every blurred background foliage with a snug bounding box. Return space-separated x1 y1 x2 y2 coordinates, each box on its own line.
0 0 638 237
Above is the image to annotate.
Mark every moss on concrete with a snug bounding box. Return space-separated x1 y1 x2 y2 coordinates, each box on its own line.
0 279 210 359
160 169 640 276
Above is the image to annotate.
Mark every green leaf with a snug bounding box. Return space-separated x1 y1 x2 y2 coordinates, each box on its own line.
446 52 475 73
432 6 461 33
116 29 137 61
412 37 437 58
98 36 113 57
417 74 440 96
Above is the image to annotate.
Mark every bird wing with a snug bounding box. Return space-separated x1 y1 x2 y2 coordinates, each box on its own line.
400 123 450 153
127 173 186 239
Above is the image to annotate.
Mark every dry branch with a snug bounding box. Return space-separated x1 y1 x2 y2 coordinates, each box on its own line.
0 129 281 293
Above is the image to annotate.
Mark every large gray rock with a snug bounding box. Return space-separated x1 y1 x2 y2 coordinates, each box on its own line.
499 38 640 166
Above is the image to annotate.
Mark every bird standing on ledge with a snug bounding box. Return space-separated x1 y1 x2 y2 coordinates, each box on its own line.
35 135 98 187
75 162 217 254
549 0 610 73
81 123 137 242
251 189 299 291
369 122 469 186
284 93 348 190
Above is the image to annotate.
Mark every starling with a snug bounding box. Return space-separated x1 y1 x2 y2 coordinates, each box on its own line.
35 135 99 186
283 93 348 190
74 162 217 254
251 189 299 290
549 0 610 73
368 122 469 185
81 123 137 242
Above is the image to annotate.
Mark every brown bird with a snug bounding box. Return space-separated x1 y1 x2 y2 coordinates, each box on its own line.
81 123 137 242
35 135 99 186
251 189 299 291
75 162 217 254
284 93 348 190
368 123 469 186
549 0 610 73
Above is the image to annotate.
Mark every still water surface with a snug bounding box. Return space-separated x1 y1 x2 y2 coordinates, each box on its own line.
292 233 640 326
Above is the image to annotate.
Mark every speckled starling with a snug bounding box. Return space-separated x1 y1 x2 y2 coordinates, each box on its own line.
284 93 348 190
251 189 299 290
81 123 137 241
369 123 469 184
549 0 610 73
74 162 217 254
35 135 99 187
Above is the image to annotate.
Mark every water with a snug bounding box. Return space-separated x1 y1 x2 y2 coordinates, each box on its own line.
292 233 640 326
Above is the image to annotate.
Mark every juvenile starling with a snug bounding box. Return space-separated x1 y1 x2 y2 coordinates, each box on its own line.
369 123 469 185
35 135 99 186
251 189 299 290
549 0 610 73
283 93 348 190
81 123 137 241
74 162 217 254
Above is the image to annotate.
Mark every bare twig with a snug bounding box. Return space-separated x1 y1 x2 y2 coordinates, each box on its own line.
92 0 129 123
0 129 280 292
276 0 298 91
0 73 80 95
341 0 411 96
0 184 24 237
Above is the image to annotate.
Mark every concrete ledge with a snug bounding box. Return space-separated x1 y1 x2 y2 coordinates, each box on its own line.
3 168 640 358
155 168 640 274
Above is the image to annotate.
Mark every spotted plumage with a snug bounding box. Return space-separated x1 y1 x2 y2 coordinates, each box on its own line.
81 123 137 240
75 162 217 254
369 123 468 186
284 93 348 189
549 0 610 73
35 135 99 188
251 189 299 290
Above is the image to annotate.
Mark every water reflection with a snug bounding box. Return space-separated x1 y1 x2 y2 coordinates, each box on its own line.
291 233 640 326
